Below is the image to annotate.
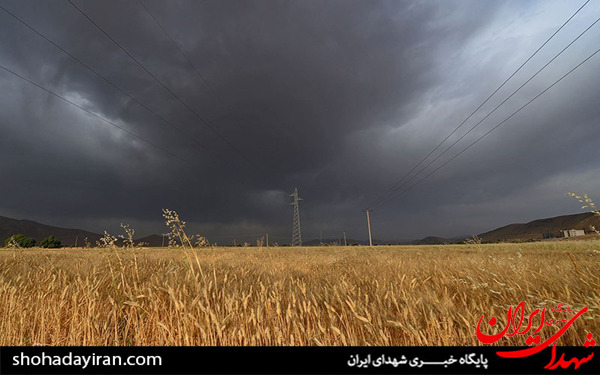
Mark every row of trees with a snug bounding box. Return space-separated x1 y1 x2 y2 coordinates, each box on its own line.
4 234 62 248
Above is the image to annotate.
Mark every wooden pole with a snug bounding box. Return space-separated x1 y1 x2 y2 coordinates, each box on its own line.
365 210 373 247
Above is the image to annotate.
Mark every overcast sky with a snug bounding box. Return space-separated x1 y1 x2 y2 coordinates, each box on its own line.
1 0 599 243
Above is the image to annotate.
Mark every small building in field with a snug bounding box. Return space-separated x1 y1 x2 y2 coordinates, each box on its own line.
561 229 585 238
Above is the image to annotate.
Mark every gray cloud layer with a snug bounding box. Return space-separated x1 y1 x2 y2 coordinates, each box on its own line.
1 0 599 243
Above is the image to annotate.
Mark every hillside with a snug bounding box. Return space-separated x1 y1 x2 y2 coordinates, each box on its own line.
136 234 167 247
2 211 599 247
0 216 102 246
409 236 464 245
478 212 600 242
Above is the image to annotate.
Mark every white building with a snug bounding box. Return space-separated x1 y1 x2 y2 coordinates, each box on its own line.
561 229 585 238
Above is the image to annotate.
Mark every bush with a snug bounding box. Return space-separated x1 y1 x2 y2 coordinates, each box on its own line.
5 234 36 248
39 236 62 248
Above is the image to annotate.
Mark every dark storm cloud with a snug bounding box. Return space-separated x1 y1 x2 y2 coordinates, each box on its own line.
1 0 599 242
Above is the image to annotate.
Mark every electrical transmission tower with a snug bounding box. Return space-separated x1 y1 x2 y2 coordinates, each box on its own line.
290 188 302 246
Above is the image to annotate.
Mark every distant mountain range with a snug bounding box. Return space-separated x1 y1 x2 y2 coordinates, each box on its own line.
1 212 598 247
408 236 466 245
408 212 600 244
301 238 404 246
0 216 102 246
478 212 600 242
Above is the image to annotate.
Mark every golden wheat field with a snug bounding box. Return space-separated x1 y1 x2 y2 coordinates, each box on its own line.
0 242 598 346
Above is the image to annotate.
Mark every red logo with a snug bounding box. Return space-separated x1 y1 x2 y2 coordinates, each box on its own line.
476 301 595 370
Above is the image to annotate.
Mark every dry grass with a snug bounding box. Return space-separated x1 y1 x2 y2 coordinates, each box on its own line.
0 242 598 346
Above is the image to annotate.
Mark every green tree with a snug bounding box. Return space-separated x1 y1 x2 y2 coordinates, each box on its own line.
39 236 62 248
5 234 36 248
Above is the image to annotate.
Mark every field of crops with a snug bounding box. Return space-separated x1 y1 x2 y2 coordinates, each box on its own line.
0 242 598 346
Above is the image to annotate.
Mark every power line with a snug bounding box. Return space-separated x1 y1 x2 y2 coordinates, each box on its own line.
372 13 600 209
0 62 187 162
66 0 256 168
379 46 600 205
137 0 225 107
0 2 232 165
138 0 275 163
367 0 591 209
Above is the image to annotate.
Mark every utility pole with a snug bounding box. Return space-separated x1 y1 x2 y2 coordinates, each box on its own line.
364 209 373 247
343 232 347 246
290 188 303 246
266 233 269 248
74 235 78 248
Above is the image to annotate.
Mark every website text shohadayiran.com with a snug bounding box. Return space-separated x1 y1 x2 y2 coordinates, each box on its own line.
12 351 162 370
